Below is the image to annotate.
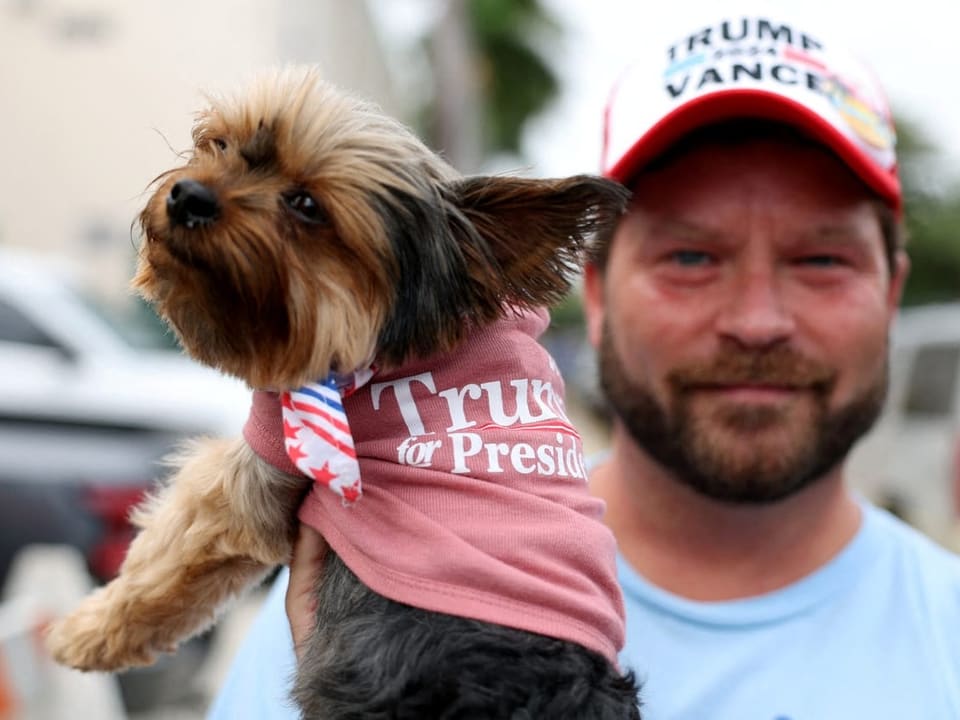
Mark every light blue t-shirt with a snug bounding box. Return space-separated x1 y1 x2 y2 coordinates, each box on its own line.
207 502 960 720
618 503 960 719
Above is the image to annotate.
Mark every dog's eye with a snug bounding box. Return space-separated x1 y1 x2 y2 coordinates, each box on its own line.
212 138 227 151
283 191 326 224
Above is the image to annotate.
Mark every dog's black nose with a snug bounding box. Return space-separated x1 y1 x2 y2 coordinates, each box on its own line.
167 179 220 228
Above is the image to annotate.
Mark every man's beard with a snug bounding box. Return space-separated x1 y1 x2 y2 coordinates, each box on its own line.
598 322 887 504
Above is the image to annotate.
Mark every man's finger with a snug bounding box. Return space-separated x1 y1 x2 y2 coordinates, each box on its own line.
285 523 327 661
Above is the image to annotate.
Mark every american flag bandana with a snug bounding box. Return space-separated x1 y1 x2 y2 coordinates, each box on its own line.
280 368 376 505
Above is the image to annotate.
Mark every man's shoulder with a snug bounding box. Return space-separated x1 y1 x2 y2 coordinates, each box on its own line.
866 503 960 563
864 502 960 597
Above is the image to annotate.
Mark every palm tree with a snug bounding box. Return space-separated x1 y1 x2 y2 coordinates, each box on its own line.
421 0 561 172
896 116 960 305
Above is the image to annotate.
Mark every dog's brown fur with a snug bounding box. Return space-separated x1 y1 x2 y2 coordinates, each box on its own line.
46 439 304 668
45 66 629 674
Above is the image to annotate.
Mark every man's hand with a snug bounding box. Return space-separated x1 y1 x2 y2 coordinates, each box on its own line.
285 523 328 661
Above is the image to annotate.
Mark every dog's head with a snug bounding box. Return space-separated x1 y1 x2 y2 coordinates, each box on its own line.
135 66 629 389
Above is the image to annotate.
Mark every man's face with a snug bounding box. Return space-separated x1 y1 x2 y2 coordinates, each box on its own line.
583 137 908 503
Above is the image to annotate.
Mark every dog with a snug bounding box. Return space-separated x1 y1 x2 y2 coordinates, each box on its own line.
45 66 641 718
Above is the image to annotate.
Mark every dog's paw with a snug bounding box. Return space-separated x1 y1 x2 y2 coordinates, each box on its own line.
44 590 169 672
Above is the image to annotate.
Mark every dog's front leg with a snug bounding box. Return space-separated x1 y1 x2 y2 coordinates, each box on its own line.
46 437 309 671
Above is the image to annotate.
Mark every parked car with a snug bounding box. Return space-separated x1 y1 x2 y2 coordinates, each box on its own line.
848 301 960 548
0 247 251 711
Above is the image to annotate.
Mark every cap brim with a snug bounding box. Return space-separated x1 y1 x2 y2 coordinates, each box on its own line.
605 89 901 212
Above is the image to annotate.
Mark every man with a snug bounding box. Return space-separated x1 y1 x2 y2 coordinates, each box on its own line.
208 7 960 719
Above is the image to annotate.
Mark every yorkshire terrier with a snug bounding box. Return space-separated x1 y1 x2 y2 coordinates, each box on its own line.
46 67 640 718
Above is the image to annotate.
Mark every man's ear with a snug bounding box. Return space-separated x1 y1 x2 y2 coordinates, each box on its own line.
451 174 629 310
582 261 605 350
888 249 910 312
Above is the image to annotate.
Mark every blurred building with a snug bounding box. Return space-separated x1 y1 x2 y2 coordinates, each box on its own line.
0 0 399 300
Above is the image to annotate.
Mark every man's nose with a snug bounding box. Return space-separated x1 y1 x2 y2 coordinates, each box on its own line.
715 270 795 349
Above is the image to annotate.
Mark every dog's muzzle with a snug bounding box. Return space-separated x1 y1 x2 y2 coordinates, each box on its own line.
167 179 220 229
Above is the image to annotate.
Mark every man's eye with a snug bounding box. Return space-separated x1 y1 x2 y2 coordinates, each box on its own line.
798 255 842 267
283 191 327 224
669 250 712 267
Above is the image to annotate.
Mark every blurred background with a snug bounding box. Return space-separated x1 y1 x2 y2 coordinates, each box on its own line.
1 0 959 717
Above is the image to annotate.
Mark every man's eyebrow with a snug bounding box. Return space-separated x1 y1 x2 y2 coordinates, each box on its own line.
645 216 726 242
800 223 875 244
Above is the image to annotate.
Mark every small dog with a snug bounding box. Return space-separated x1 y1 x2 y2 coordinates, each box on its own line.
46 67 640 718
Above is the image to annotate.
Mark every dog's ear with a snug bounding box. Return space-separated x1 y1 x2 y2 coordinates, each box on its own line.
375 174 629 367
450 174 630 309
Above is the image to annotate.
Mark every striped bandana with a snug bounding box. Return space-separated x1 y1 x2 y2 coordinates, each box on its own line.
280 368 375 504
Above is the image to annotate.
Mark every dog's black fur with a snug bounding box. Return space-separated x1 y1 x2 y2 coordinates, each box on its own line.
293 552 642 719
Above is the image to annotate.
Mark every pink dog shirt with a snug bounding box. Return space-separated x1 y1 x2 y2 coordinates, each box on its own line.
243 309 625 664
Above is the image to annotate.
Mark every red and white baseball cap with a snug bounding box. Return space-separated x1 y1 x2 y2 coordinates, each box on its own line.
602 7 901 212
